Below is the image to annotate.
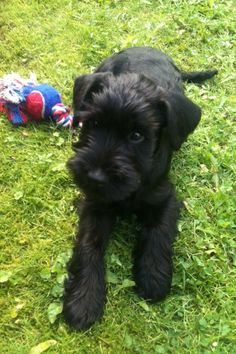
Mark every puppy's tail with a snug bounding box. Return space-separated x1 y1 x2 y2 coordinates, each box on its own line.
181 69 218 83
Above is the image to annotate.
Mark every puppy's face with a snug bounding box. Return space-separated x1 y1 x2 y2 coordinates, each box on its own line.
69 73 201 203
69 74 160 202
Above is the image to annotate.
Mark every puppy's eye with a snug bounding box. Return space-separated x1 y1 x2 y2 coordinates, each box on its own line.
128 131 144 143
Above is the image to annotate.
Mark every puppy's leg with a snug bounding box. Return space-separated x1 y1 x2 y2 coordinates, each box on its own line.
63 201 114 330
134 195 180 302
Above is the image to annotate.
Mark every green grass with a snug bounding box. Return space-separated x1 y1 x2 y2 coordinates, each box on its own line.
0 0 235 353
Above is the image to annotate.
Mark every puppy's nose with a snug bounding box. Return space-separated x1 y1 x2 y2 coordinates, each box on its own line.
88 168 107 184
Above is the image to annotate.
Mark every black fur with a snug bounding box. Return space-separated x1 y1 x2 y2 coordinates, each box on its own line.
63 47 217 330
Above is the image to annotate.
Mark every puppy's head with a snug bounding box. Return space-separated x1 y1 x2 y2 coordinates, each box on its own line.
69 72 201 203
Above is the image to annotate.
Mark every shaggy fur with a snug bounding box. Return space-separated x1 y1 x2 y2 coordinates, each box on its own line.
63 47 217 330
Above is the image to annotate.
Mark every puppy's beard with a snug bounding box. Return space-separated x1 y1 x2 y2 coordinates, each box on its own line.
68 153 142 203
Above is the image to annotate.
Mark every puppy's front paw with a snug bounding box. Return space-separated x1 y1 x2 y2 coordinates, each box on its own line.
134 264 172 302
135 274 171 302
63 275 105 331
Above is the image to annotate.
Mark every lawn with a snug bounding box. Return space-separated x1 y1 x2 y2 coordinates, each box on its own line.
0 0 235 353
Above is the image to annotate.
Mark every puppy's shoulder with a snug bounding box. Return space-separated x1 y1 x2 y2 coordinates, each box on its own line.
95 51 130 75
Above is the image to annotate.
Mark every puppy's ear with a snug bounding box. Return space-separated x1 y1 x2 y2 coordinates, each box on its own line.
159 92 201 150
73 72 112 111
72 72 112 128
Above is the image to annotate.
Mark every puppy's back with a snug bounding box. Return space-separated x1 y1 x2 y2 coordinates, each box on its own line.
96 46 183 92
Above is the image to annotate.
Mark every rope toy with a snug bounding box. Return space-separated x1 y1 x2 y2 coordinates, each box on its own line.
0 73 73 127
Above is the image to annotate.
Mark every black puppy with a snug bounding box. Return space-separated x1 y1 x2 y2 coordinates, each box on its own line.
63 47 217 330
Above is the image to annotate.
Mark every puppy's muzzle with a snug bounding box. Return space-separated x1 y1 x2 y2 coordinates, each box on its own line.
87 168 108 184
